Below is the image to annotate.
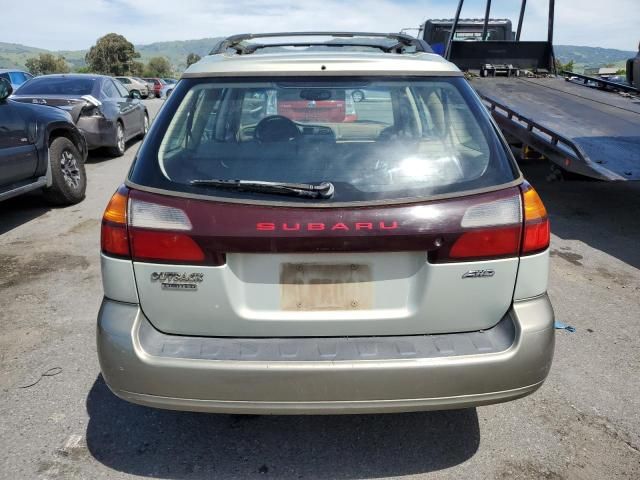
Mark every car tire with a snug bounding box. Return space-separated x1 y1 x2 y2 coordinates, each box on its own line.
138 112 149 139
108 121 126 157
43 137 87 205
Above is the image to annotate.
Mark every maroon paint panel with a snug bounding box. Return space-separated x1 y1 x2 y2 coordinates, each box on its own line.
128 187 522 264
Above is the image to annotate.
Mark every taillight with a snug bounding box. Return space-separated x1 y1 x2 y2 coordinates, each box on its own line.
266 91 278 115
101 186 130 257
521 183 550 254
128 198 206 263
81 106 103 117
448 195 523 260
81 95 104 118
130 230 205 262
449 226 522 259
101 187 209 264
344 91 358 122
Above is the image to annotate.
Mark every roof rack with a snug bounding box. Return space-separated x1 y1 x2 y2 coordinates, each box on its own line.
210 32 433 55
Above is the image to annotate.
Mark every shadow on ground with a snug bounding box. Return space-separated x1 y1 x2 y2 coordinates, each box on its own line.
84 140 141 165
0 191 51 235
86 376 480 479
522 161 640 270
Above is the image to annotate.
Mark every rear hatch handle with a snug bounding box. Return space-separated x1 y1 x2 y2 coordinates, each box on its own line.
190 179 335 199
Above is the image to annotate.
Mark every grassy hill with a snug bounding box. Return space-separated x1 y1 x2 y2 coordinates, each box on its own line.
554 45 635 72
0 39 635 74
0 38 223 72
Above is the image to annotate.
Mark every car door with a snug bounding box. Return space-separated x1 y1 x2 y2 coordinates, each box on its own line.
0 99 39 188
112 79 142 138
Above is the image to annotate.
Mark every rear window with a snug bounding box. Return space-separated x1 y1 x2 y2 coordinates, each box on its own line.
17 77 95 95
131 77 517 204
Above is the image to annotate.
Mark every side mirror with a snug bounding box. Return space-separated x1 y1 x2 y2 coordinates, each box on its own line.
0 77 13 101
129 90 141 99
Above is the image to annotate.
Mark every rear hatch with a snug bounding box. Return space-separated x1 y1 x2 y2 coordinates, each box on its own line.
11 94 96 122
106 75 547 337
12 75 99 122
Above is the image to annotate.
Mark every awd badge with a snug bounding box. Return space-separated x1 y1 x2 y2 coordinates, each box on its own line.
462 269 495 279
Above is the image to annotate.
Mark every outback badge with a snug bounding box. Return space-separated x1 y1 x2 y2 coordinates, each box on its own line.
151 272 204 290
462 269 495 279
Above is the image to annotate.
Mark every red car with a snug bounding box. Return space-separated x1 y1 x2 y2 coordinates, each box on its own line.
143 77 166 98
276 89 357 122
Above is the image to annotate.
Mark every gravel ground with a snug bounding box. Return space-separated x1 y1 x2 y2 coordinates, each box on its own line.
0 98 639 479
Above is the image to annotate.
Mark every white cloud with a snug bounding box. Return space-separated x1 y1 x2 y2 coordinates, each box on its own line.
1 0 638 52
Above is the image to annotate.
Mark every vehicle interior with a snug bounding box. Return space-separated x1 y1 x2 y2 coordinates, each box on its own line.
158 79 500 197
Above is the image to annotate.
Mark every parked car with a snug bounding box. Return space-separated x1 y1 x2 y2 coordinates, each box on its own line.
133 76 154 93
142 77 166 98
162 78 177 97
277 88 358 122
0 77 87 204
98 32 554 415
114 76 149 98
13 74 148 157
0 68 33 91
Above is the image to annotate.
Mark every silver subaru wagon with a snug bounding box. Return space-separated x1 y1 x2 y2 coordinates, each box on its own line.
97 32 554 414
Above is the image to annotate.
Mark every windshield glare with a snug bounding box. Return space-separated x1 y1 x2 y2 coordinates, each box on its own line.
150 77 516 203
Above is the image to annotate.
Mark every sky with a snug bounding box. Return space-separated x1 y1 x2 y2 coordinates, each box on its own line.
2 0 638 52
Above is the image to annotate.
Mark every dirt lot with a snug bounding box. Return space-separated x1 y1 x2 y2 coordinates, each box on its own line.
1 98 639 479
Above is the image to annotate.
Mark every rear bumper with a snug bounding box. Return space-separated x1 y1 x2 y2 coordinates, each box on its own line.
97 295 554 414
76 117 116 149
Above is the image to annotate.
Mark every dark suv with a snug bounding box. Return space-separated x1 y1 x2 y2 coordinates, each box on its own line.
98 33 554 414
0 77 87 204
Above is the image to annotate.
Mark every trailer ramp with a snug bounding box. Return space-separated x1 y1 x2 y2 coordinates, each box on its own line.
472 76 640 180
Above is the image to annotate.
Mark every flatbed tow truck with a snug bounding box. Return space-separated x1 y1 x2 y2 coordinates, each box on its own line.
420 0 640 181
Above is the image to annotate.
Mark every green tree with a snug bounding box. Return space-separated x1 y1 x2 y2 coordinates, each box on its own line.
144 56 173 77
186 53 201 67
615 68 626 75
25 53 70 75
555 59 575 73
85 33 139 76
131 61 145 77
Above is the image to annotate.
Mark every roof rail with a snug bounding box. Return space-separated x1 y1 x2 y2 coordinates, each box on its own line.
210 32 433 55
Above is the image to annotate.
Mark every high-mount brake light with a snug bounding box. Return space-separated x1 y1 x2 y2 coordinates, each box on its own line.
101 186 130 257
521 183 550 254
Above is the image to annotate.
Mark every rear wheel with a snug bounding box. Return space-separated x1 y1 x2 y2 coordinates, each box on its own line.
138 112 149 139
108 122 126 157
43 137 86 205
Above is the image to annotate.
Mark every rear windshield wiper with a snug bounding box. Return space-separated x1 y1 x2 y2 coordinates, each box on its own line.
190 179 335 199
